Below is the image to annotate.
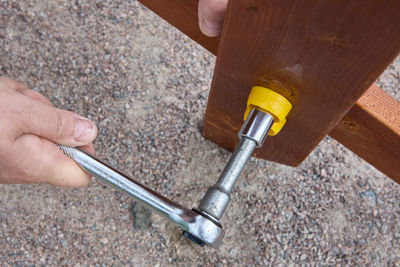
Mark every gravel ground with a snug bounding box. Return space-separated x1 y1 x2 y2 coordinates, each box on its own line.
0 1 399 266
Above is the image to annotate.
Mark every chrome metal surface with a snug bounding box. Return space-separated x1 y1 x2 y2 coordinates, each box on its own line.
58 145 224 248
239 108 274 147
198 138 257 220
198 108 273 221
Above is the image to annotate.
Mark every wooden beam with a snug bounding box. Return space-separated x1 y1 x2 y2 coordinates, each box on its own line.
202 0 400 166
138 0 400 182
330 84 400 183
138 0 219 55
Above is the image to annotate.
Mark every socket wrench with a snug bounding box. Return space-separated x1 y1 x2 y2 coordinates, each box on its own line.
59 108 273 247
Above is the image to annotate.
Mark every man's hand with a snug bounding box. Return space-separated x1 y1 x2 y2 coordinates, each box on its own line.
0 77 97 187
198 0 228 37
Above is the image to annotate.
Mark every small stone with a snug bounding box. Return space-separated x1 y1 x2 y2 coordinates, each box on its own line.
131 202 152 229
100 237 109 245
360 190 377 206
40 256 46 263
0 1 399 265
372 209 378 217
284 210 293 220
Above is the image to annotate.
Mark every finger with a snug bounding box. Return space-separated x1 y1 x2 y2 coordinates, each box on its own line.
80 143 95 154
13 94 97 147
0 77 54 106
15 134 92 187
17 88 54 106
0 77 27 91
198 0 228 37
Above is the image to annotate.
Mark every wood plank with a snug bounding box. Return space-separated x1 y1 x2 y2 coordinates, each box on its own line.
330 85 400 183
138 0 219 55
202 0 400 166
139 0 400 182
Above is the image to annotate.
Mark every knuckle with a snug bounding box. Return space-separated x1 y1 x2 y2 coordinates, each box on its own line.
0 77 26 90
23 89 41 99
0 80 6 90
20 89 52 105
0 77 10 87
55 109 66 140
0 92 17 139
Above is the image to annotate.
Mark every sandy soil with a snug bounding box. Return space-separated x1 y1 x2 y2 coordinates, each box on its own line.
0 1 399 266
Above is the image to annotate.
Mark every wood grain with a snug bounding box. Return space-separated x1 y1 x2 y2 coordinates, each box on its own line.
138 0 219 55
330 85 400 183
202 0 400 166
139 0 400 182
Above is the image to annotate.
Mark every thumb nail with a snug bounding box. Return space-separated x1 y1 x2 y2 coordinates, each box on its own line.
73 118 96 142
200 18 222 37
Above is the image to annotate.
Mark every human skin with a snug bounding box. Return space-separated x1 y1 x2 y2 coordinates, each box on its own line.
0 77 97 187
198 0 228 37
0 0 228 187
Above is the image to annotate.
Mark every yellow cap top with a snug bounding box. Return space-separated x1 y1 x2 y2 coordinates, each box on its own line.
244 86 292 136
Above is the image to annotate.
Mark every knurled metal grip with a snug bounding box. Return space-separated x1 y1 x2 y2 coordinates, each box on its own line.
58 145 224 248
58 86 292 248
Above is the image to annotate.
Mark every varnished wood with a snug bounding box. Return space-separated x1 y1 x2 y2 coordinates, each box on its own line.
138 0 400 182
202 0 400 166
330 85 400 183
138 0 219 54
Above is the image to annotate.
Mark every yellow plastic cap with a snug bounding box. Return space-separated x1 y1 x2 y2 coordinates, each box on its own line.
244 86 292 136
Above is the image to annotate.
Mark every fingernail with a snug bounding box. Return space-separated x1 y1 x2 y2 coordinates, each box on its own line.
200 18 222 37
74 118 96 142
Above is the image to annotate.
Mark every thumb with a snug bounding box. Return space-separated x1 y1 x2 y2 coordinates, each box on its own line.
198 0 228 37
15 94 97 147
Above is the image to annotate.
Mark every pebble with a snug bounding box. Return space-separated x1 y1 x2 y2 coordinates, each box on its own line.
360 190 377 206
131 202 152 230
100 238 109 245
0 1 398 266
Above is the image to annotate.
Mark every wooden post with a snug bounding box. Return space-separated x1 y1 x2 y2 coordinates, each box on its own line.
139 0 400 182
202 0 400 166
138 0 219 54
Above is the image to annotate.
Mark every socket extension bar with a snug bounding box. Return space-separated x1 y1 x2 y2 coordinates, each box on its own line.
59 86 292 248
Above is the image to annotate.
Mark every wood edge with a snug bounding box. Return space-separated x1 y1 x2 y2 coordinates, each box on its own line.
329 85 400 183
138 0 219 55
138 0 399 182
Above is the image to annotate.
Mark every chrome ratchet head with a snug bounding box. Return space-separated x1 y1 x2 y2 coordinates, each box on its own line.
182 208 224 247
